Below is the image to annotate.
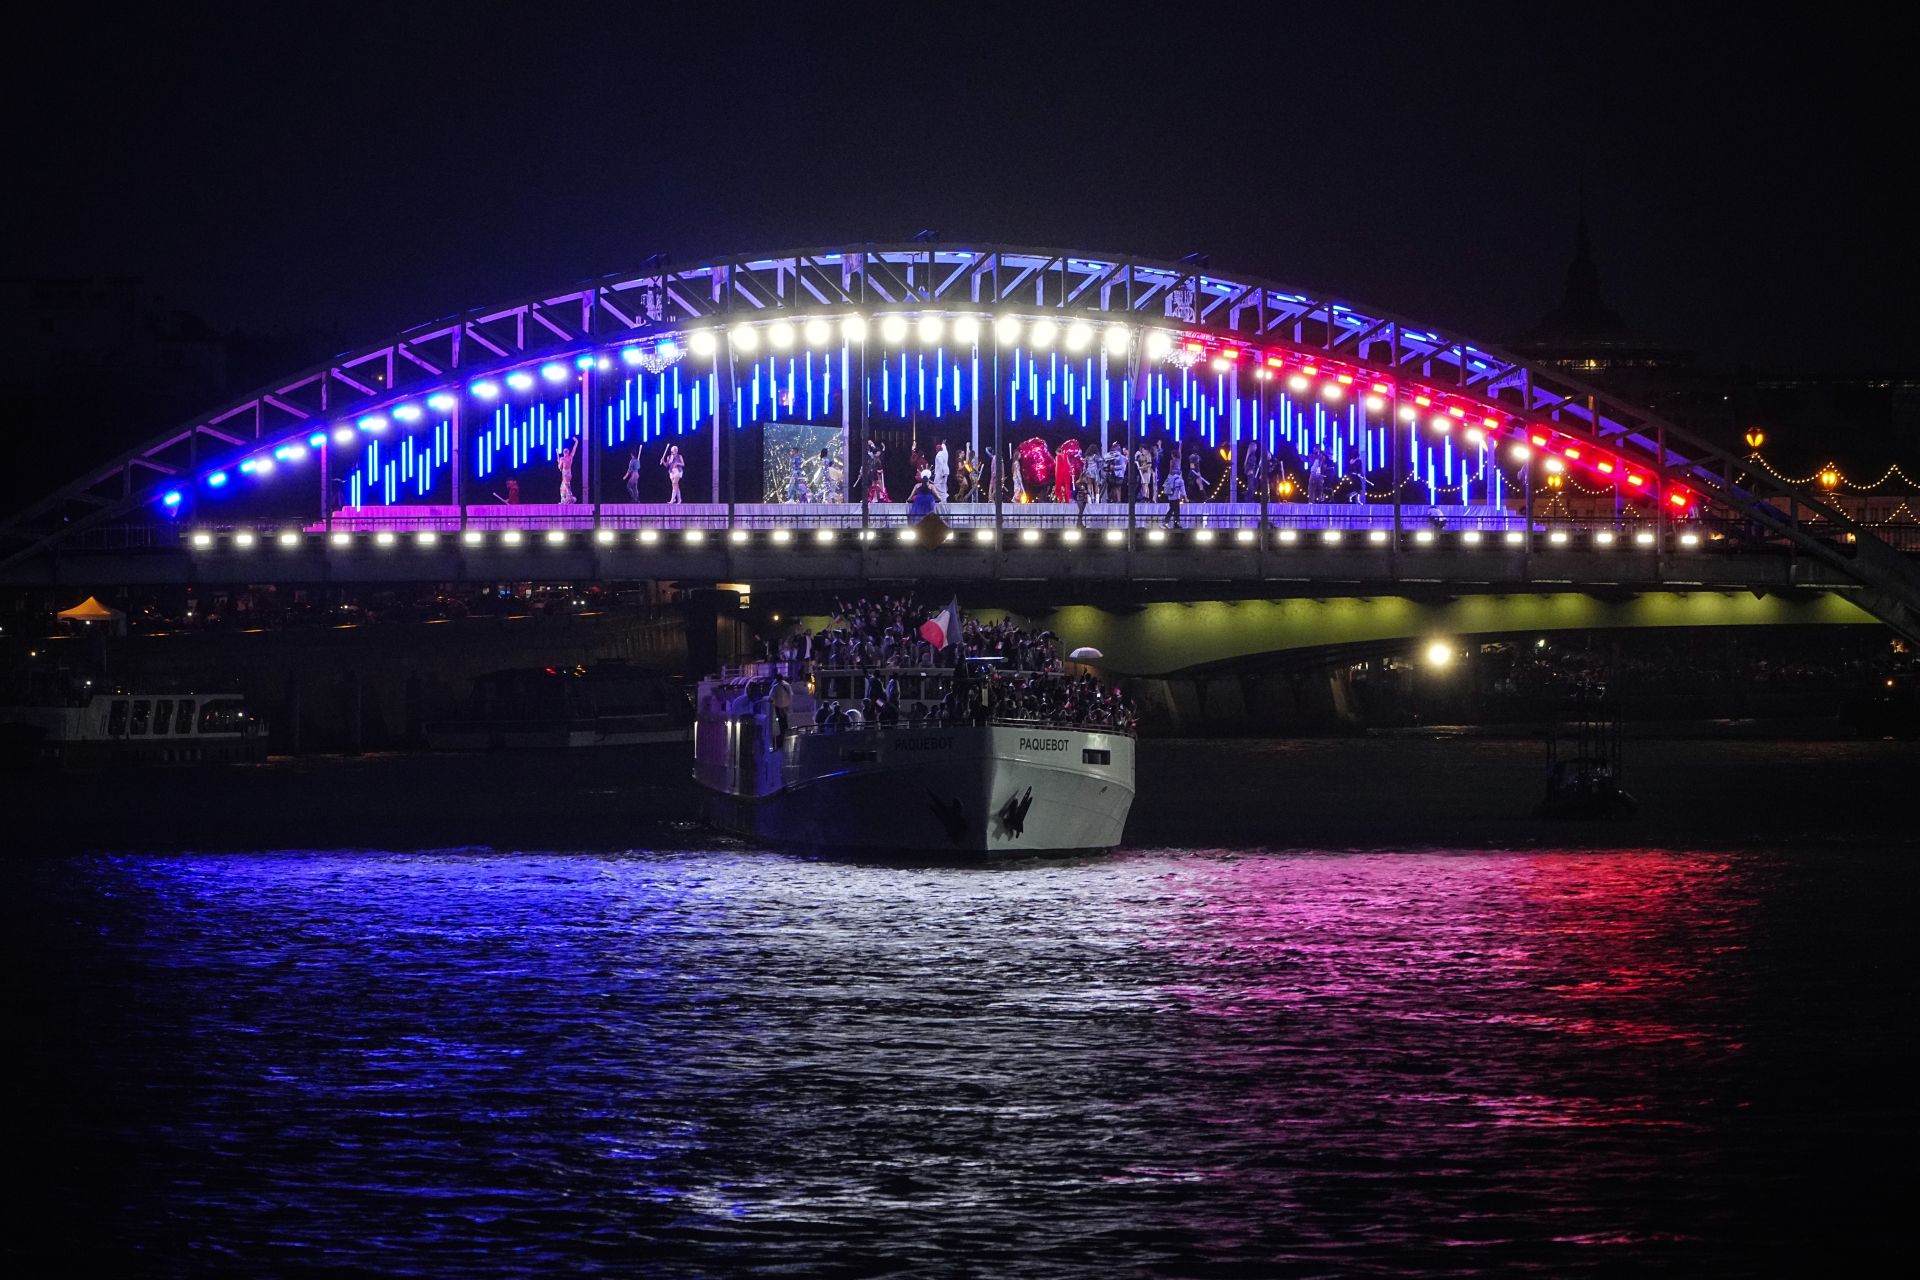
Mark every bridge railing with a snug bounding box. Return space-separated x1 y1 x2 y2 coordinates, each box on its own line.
51 505 1920 555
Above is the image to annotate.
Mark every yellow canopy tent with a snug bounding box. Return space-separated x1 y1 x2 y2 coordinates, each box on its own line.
57 596 125 633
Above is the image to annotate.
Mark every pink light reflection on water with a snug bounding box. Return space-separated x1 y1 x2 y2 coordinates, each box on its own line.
1121 848 1759 1262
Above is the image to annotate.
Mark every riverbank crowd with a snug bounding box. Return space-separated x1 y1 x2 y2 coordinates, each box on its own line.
767 595 1137 732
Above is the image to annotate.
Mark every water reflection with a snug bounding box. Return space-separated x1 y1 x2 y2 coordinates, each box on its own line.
10 846 1898 1276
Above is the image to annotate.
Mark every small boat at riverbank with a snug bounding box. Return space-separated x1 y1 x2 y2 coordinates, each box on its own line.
0 689 266 766
424 661 691 750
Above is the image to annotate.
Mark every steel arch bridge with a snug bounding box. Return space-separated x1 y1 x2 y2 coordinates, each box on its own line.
5 242 1917 639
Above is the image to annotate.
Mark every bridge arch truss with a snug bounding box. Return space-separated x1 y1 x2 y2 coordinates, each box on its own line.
5 243 1915 638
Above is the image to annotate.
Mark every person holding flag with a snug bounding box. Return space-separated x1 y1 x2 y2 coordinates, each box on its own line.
919 598 961 652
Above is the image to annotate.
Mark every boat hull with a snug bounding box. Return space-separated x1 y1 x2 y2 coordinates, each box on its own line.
700 723 1134 856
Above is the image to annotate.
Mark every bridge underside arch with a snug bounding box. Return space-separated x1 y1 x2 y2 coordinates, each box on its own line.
1021 590 1879 677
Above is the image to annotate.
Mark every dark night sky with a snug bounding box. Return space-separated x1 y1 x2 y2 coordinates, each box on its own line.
4 3 1907 375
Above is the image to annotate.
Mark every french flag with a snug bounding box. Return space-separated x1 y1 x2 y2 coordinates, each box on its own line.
919 598 961 650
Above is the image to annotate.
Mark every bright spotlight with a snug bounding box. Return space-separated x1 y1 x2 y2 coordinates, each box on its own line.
1364 394 1386 413
1322 383 1345 400
1510 444 1531 461
730 323 759 352
1029 317 1058 348
621 346 645 366
1104 324 1130 355
1144 330 1172 359
953 315 981 345
768 320 795 349
375 531 396 546
689 330 718 357
417 531 439 547
501 529 523 546
1425 641 1454 668
545 529 567 545
880 314 908 344
1064 321 1092 351
804 317 832 346
917 314 944 344
393 403 422 423
540 362 569 382
233 531 255 548
332 427 355 445
505 372 535 391
841 314 868 342
994 315 1022 344
470 379 501 399
1288 374 1310 393
278 531 299 547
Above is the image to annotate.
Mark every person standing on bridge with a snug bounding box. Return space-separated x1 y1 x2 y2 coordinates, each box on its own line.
932 440 950 501
557 438 579 504
1161 455 1187 527
624 450 642 503
662 444 685 504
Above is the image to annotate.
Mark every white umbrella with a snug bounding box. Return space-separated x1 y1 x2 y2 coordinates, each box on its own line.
1068 646 1103 660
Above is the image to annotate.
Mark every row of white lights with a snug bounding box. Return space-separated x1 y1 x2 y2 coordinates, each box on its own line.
191 527 1699 550
679 314 1155 359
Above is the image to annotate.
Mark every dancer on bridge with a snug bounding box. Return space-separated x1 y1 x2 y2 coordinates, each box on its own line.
932 441 950 501
557 438 578 504
661 444 685 504
624 449 642 502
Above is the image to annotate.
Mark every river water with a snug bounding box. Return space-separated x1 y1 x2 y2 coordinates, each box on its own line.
7 841 1913 1276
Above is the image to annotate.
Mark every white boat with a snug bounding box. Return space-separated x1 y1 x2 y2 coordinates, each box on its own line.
694 661 1135 856
0 690 265 766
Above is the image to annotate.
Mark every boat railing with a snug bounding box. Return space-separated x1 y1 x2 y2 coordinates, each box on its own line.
788 711 1135 739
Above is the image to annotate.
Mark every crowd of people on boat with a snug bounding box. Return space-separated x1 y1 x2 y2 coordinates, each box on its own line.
766 595 1136 733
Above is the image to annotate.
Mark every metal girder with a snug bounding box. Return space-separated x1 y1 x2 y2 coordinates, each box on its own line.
3 241 1913 637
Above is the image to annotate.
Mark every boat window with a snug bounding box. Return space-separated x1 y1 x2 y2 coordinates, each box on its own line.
152 699 173 734
129 700 151 735
1083 748 1111 765
198 699 246 734
107 700 128 736
175 700 195 733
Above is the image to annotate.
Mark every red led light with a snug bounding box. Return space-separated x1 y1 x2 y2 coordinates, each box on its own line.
1267 356 1285 368
1301 365 1318 376
1370 382 1390 394
1531 434 1548 446
1626 474 1644 486
1563 447 1581 459
1221 347 1239 360
1414 394 1432 407
1669 491 1689 507
1597 461 1615 474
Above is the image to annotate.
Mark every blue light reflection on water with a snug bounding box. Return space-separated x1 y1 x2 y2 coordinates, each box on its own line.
15 847 1913 1276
